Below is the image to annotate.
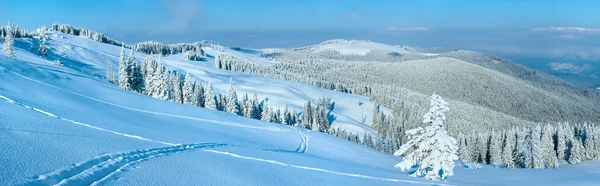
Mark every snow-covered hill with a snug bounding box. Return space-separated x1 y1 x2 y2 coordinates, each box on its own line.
40 32 383 137
2 33 600 186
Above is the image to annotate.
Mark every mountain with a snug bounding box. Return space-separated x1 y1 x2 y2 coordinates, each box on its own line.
1 29 600 185
251 39 600 133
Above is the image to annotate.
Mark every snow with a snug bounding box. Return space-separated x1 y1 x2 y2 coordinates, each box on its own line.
40 32 381 137
311 40 409 55
1 33 600 185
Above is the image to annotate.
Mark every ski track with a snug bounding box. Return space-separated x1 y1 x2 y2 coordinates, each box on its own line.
204 149 447 186
4 73 438 185
11 72 285 132
261 126 308 153
24 143 226 186
0 94 176 146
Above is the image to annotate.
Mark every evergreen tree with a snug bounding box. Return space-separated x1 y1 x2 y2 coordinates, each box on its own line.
502 130 517 168
530 125 544 168
226 78 240 115
542 124 559 168
261 102 271 122
38 26 47 56
204 81 217 110
152 62 170 100
182 73 195 105
489 132 503 166
281 104 290 125
3 19 16 58
457 133 470 161
556 124 567 162
251 93 261 119
171 72 183 103
241 93 252 118
105 59 116 84
192 83 204 107
516 127 528 168
393 94 458 181
569 139 584 164
118 45 131 90
302 101 313 129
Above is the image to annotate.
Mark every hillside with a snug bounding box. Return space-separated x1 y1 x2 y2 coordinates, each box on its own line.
2 32 600 185
245 40 600 133
37 32 383 137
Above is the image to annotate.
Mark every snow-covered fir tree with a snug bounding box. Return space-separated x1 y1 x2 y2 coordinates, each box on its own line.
241 93 252 118
182 73 196 105
38 26 47 56
489 132 502 166
529 125 544 168
393 93 458 181
556 124 567 162
226 78 240 115
302 101 313 129
171 72 183 103
203 81 217 110
251 93 261 119
105 59 116 84
569 139 584 164
151 61 170 100
192 82 204 107
118 45 131 90
542 124 559 168
502 130 517 168
4 19 16 58
261 102 271 122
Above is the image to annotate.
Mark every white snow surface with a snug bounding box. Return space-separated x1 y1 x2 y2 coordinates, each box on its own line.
1 33 599 185
45 32 381 137
311 40 410 55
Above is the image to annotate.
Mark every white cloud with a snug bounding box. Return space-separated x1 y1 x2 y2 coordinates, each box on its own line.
381 27 431 32
548 62 593 74
531 27 600 34
559 34 581 40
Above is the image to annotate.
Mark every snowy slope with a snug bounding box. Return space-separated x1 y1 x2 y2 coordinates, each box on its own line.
2 33 600 186
39 32 381 137
309 40 410 55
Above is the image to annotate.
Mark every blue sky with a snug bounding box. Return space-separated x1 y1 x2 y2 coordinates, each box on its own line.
1 0 600 86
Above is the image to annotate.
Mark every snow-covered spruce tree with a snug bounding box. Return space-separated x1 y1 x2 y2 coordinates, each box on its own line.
118 45 132 90
529 125 544 168
302 101 313 129
542 124 559 168
281 104 289 125
38 26 47 56
242 94 252 118
171 72 183 103
105 59 116 84
204 81 217 110
4 19 16 58
261 102 271 122
393 93 458 181
152 62 170 100
251 93 261 119
457 133 470 161
127 47 144 93
192 82 204 107
569 138 584 164
556 124 567 162
502 129 517 168
489 132 503 166
226 78 240 115
182 73 195 105
515 127 529 168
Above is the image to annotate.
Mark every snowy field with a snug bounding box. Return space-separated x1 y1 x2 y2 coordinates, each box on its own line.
1 33 600 185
